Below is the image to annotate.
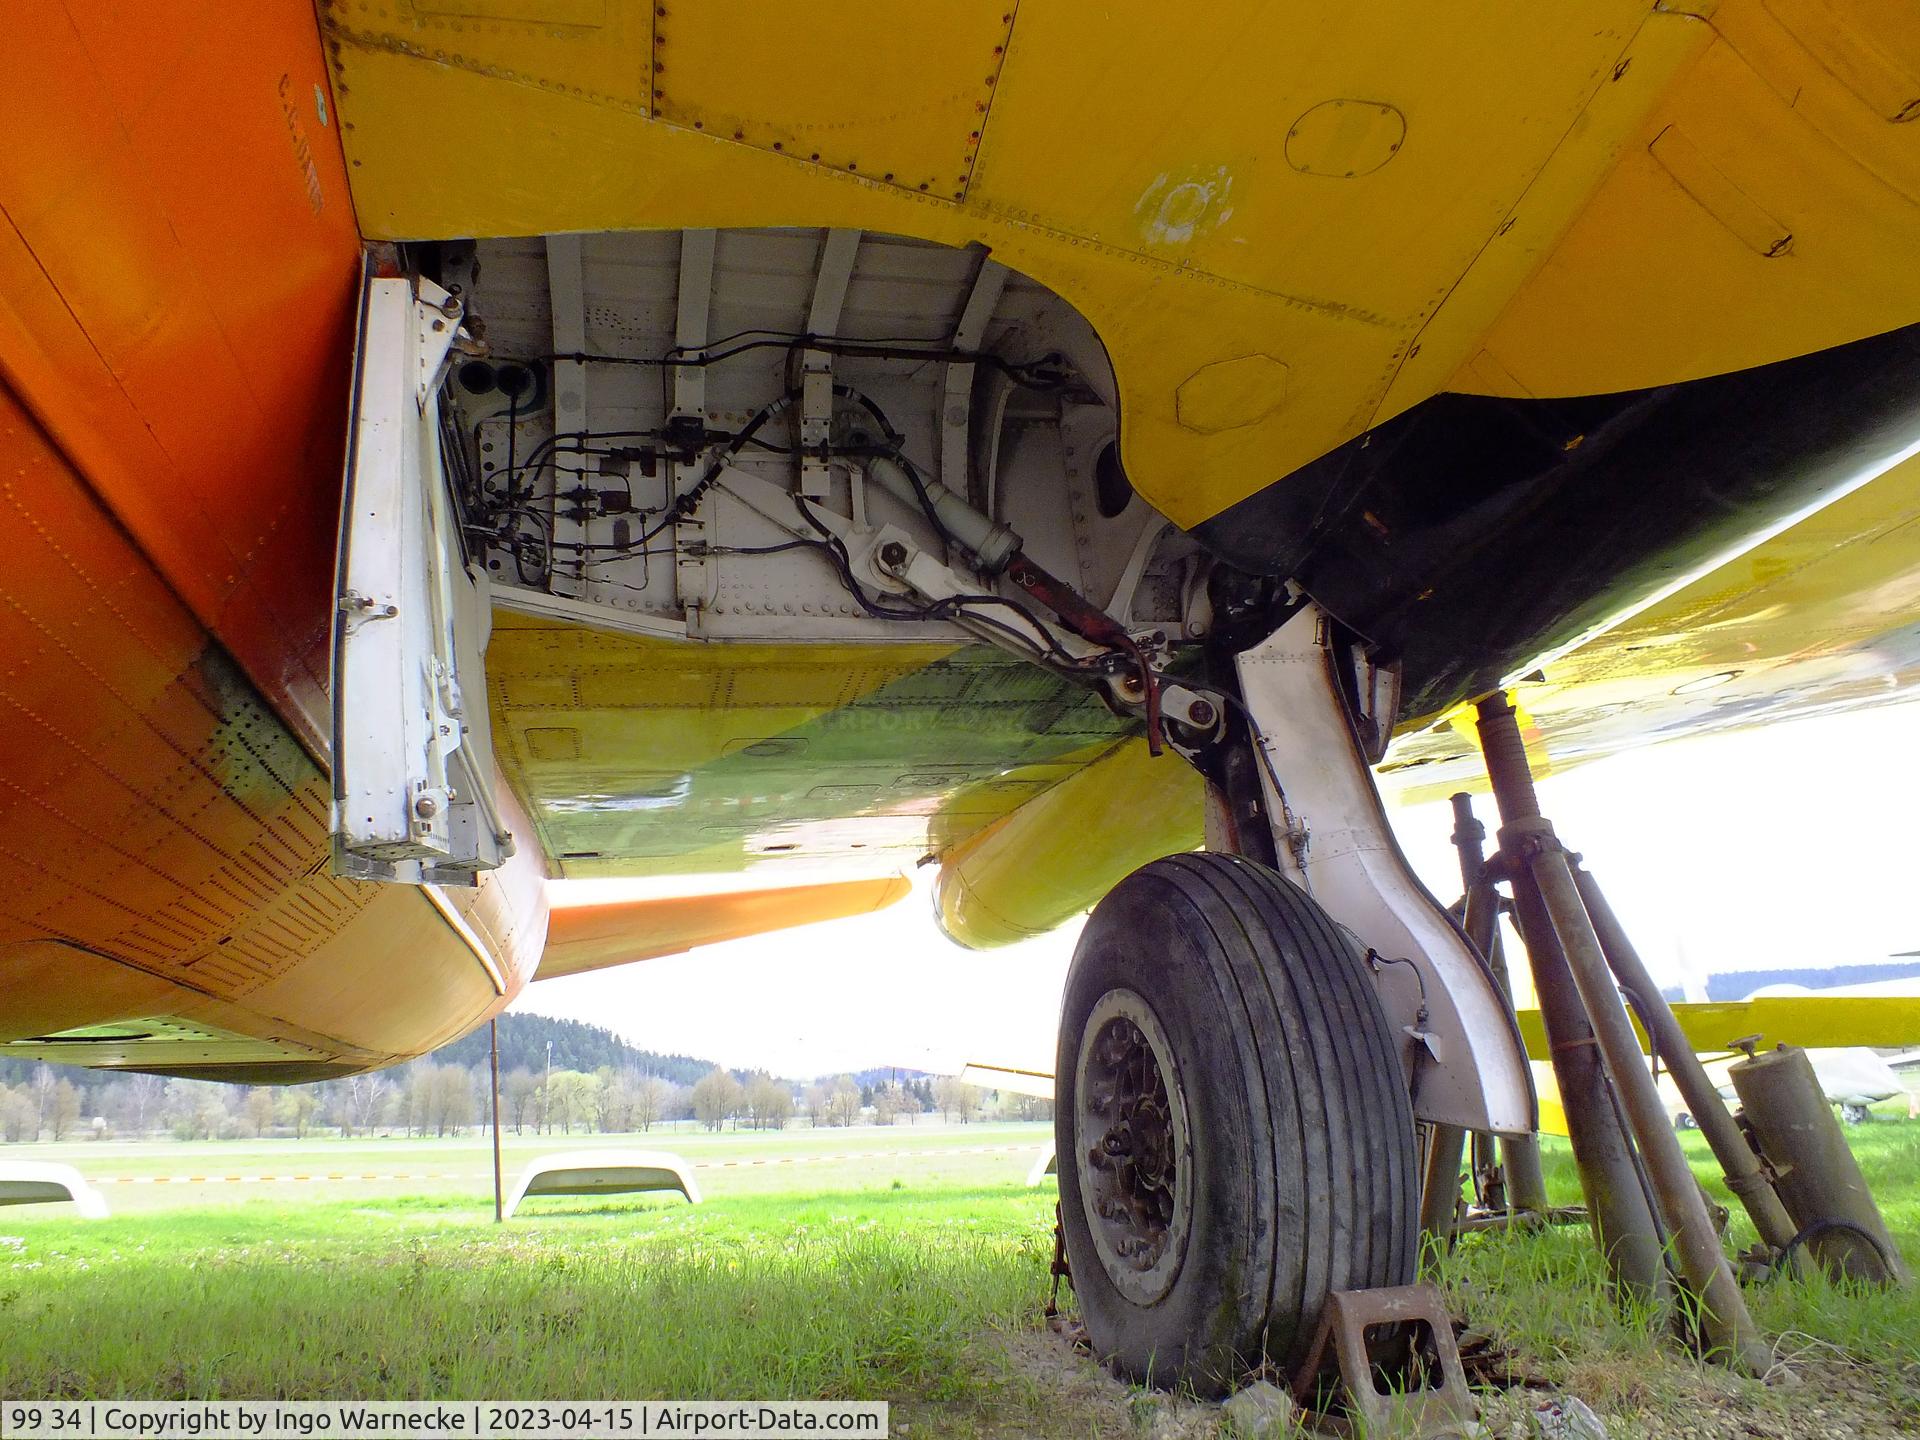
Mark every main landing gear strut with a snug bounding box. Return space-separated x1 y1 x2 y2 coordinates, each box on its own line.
1052 605 1533 1395
1056 852 1417 1392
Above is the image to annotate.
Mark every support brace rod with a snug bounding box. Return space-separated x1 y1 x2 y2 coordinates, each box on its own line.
1571 864 1810 1277
1419 1122 1467 1246
1478 695 1669 1309
1453 793 1548 1217
1479 693 1771 1375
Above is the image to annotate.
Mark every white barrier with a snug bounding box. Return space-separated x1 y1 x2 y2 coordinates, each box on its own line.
0 1161 110 1218
504 1149 700 1218
1026 1144 1057 1187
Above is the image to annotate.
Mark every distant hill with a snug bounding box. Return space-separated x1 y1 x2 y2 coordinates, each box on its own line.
430 1014 718 1086
0 1013 795 1099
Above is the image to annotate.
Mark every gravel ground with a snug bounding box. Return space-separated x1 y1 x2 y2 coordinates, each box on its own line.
1512 1353 1920 1439
910 1323 1920 1438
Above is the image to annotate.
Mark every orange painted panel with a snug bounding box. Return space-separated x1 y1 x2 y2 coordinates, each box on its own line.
0 380 518 1072
0 6 557 1076
0 2 362 742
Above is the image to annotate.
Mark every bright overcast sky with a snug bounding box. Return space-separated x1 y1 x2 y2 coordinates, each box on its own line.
515 699 1920 1080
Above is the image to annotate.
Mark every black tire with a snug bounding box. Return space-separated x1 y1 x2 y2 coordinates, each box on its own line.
1054 852 1417 1396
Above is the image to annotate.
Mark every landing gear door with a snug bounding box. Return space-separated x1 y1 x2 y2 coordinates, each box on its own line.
330 265 512 885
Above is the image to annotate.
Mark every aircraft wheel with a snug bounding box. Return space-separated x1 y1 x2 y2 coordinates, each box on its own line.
1841 1103 1872 1126
1054 853 1417 1396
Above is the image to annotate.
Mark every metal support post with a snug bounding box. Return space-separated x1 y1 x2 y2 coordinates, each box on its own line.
1479 694 1770 1374
1419 1122 1467 1247
1452 792 1548 1217
490 1018 504 1224
1476 695 1668 1309
1571 865 1809 1277
1472 1125 1507 1216
1450 795 1497 1221
1508 857 1674 1304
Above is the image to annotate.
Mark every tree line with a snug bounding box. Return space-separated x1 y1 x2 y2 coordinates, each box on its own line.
0 1013 714 1141
0 1061 1045 1142
0 1012 1050 1143
0 1059 679 1143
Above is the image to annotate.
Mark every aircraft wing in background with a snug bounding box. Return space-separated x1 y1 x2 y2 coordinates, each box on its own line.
535 876 912 981
957 1063 1057 1101
964 993 1920 1124
1511 995 1920 1061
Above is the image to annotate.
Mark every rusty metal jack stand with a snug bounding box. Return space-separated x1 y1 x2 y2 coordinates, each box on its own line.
1475 692 1773 1375
1292 1284 1479 1439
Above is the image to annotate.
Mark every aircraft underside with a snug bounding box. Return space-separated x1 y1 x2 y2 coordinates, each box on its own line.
4 0 1920 1397
421 226 1920 900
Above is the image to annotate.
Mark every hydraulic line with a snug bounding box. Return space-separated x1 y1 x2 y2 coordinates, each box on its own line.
1006 552 1165 753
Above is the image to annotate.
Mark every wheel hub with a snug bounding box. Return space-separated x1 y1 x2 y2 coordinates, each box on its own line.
1074 988 1192 1304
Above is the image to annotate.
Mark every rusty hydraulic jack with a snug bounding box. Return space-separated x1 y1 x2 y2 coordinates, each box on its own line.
1471 692 1773 1372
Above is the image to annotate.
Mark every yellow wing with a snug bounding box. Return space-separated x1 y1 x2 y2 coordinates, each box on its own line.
1514 995 1920 1062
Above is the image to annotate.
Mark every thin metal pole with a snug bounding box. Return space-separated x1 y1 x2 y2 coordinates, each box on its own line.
1450 796 1499 1216
1460 879 1505 1215
1471 1125 1506 1215
1453 792 1548 1216
1484 926 1545 1210
490 1018 504 1224
1571 864 1809 1276
1450 791 1492 892
1477 696 1668 1307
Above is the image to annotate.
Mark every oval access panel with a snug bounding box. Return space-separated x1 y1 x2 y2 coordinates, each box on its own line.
1285 99 1406 179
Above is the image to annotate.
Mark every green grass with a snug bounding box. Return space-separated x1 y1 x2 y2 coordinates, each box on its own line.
1430 1124 1920 1437
0 1189 1072 1434
7 1119 1920 1436
0 1126 1094 1437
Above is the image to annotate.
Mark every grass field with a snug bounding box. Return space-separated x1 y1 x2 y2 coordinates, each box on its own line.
4 1119 1920 1437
